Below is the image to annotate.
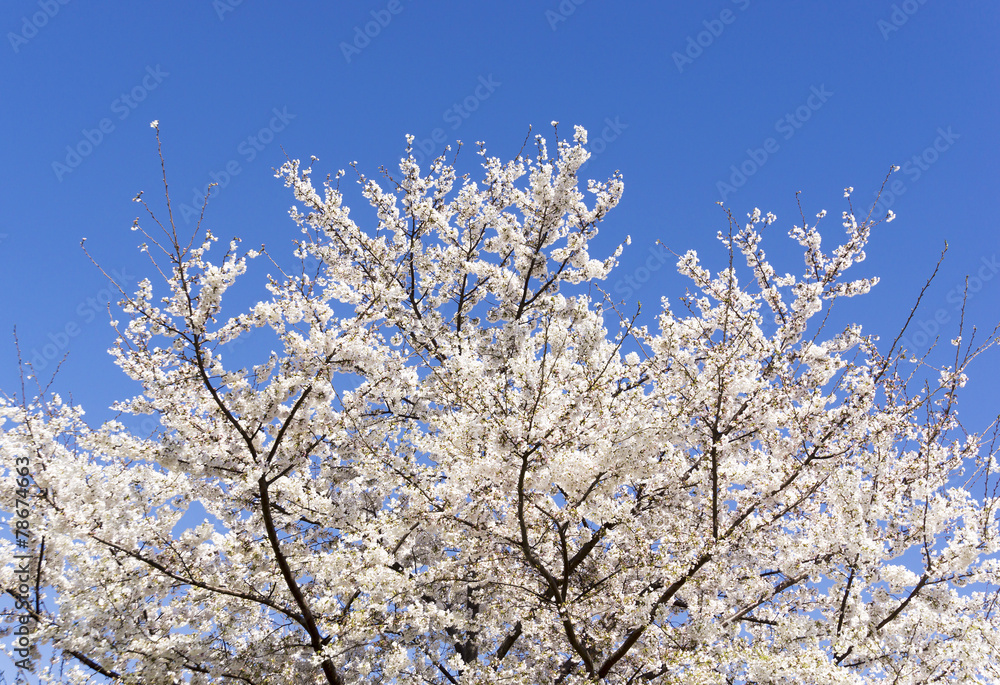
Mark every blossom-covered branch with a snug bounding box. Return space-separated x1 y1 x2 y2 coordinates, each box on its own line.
1 124 998 683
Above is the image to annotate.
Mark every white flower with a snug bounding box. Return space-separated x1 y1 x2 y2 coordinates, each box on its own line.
150 120 159 128
6 126 995 685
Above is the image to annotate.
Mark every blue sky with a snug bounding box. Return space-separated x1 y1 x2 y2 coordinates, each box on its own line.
0 0 998 679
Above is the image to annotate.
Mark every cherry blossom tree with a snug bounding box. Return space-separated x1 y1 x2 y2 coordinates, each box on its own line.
2 123 999 684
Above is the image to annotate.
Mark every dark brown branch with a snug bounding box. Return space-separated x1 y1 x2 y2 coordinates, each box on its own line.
495 621 522 661
89 534 303 625
836 566 856 638
876 574 928 631
597 553 712 678
264 386 313 467
258 476 343 685
3 588 121 679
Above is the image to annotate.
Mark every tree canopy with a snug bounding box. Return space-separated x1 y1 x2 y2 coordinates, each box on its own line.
2 124 999 684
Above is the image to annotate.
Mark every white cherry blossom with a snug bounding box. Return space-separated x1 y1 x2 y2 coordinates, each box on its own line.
1 128 998 684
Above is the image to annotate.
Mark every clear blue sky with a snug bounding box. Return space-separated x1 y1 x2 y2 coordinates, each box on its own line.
0 1 998 678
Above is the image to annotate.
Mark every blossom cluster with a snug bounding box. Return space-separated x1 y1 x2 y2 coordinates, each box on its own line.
1 127 998 683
